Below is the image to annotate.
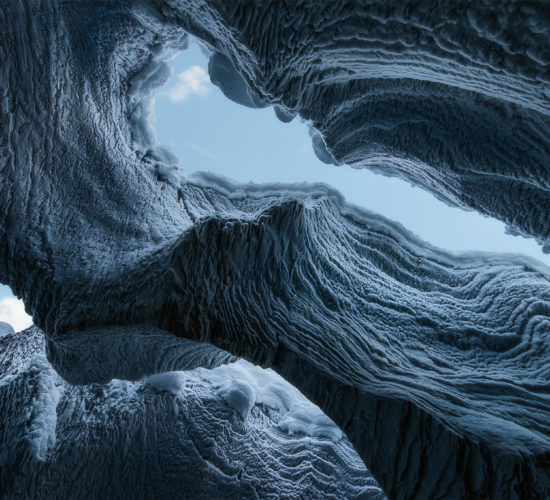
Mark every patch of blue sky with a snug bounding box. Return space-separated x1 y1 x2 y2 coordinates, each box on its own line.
155 43 549 267
2 41 548 324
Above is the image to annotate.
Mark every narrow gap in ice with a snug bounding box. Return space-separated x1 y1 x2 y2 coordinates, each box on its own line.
154 42 549 266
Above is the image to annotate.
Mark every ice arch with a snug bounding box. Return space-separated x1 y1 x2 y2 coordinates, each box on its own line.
1 1 549 498
1 327 383 498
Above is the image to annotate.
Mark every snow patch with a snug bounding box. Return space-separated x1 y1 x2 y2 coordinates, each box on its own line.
0 321 15 337
217 379 256 420
144 361 342 439
200 360 343 440
146 371 187 394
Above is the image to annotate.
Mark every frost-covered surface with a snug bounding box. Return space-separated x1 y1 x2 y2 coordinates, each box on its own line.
1 1 550 498
0 328 381 499
186 0 550 251
47 325 235 384
199 360 343 441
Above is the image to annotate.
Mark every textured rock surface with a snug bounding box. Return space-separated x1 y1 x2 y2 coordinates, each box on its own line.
1 1 550 498
0 327 382 499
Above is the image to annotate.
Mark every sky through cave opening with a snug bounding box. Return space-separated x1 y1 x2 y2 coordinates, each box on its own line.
1 40 549 331
155 42 549 266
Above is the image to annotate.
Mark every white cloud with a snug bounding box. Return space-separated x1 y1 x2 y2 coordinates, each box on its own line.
167 66 210 102
0 297 33 332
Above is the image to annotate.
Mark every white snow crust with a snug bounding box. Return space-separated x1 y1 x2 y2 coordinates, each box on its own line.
199 360 343 440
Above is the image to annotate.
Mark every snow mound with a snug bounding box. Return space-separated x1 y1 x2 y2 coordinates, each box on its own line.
217 379 256 420
146 371 187 394
0 321 14 337
201 360 342 440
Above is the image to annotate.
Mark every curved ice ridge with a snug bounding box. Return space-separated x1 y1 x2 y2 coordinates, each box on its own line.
0 328 380 498
1 1 550 498
190 0 550 251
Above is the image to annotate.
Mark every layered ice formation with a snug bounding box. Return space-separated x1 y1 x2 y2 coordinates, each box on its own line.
1 327 380 498
1 1 549 498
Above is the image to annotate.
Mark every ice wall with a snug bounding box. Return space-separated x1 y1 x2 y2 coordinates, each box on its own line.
1 1 549 498
0 328 381 498
196 0 550 252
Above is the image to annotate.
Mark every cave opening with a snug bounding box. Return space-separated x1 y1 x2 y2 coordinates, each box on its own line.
154 42 549 265
2 3 550 497
2 39 549 331
0 284 32 335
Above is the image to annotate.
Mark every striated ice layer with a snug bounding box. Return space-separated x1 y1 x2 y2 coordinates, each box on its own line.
180 1 550 251
1 1 550 498
0 328 382 499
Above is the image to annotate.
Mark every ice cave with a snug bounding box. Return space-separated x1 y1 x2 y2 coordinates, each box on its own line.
1 2 549 499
